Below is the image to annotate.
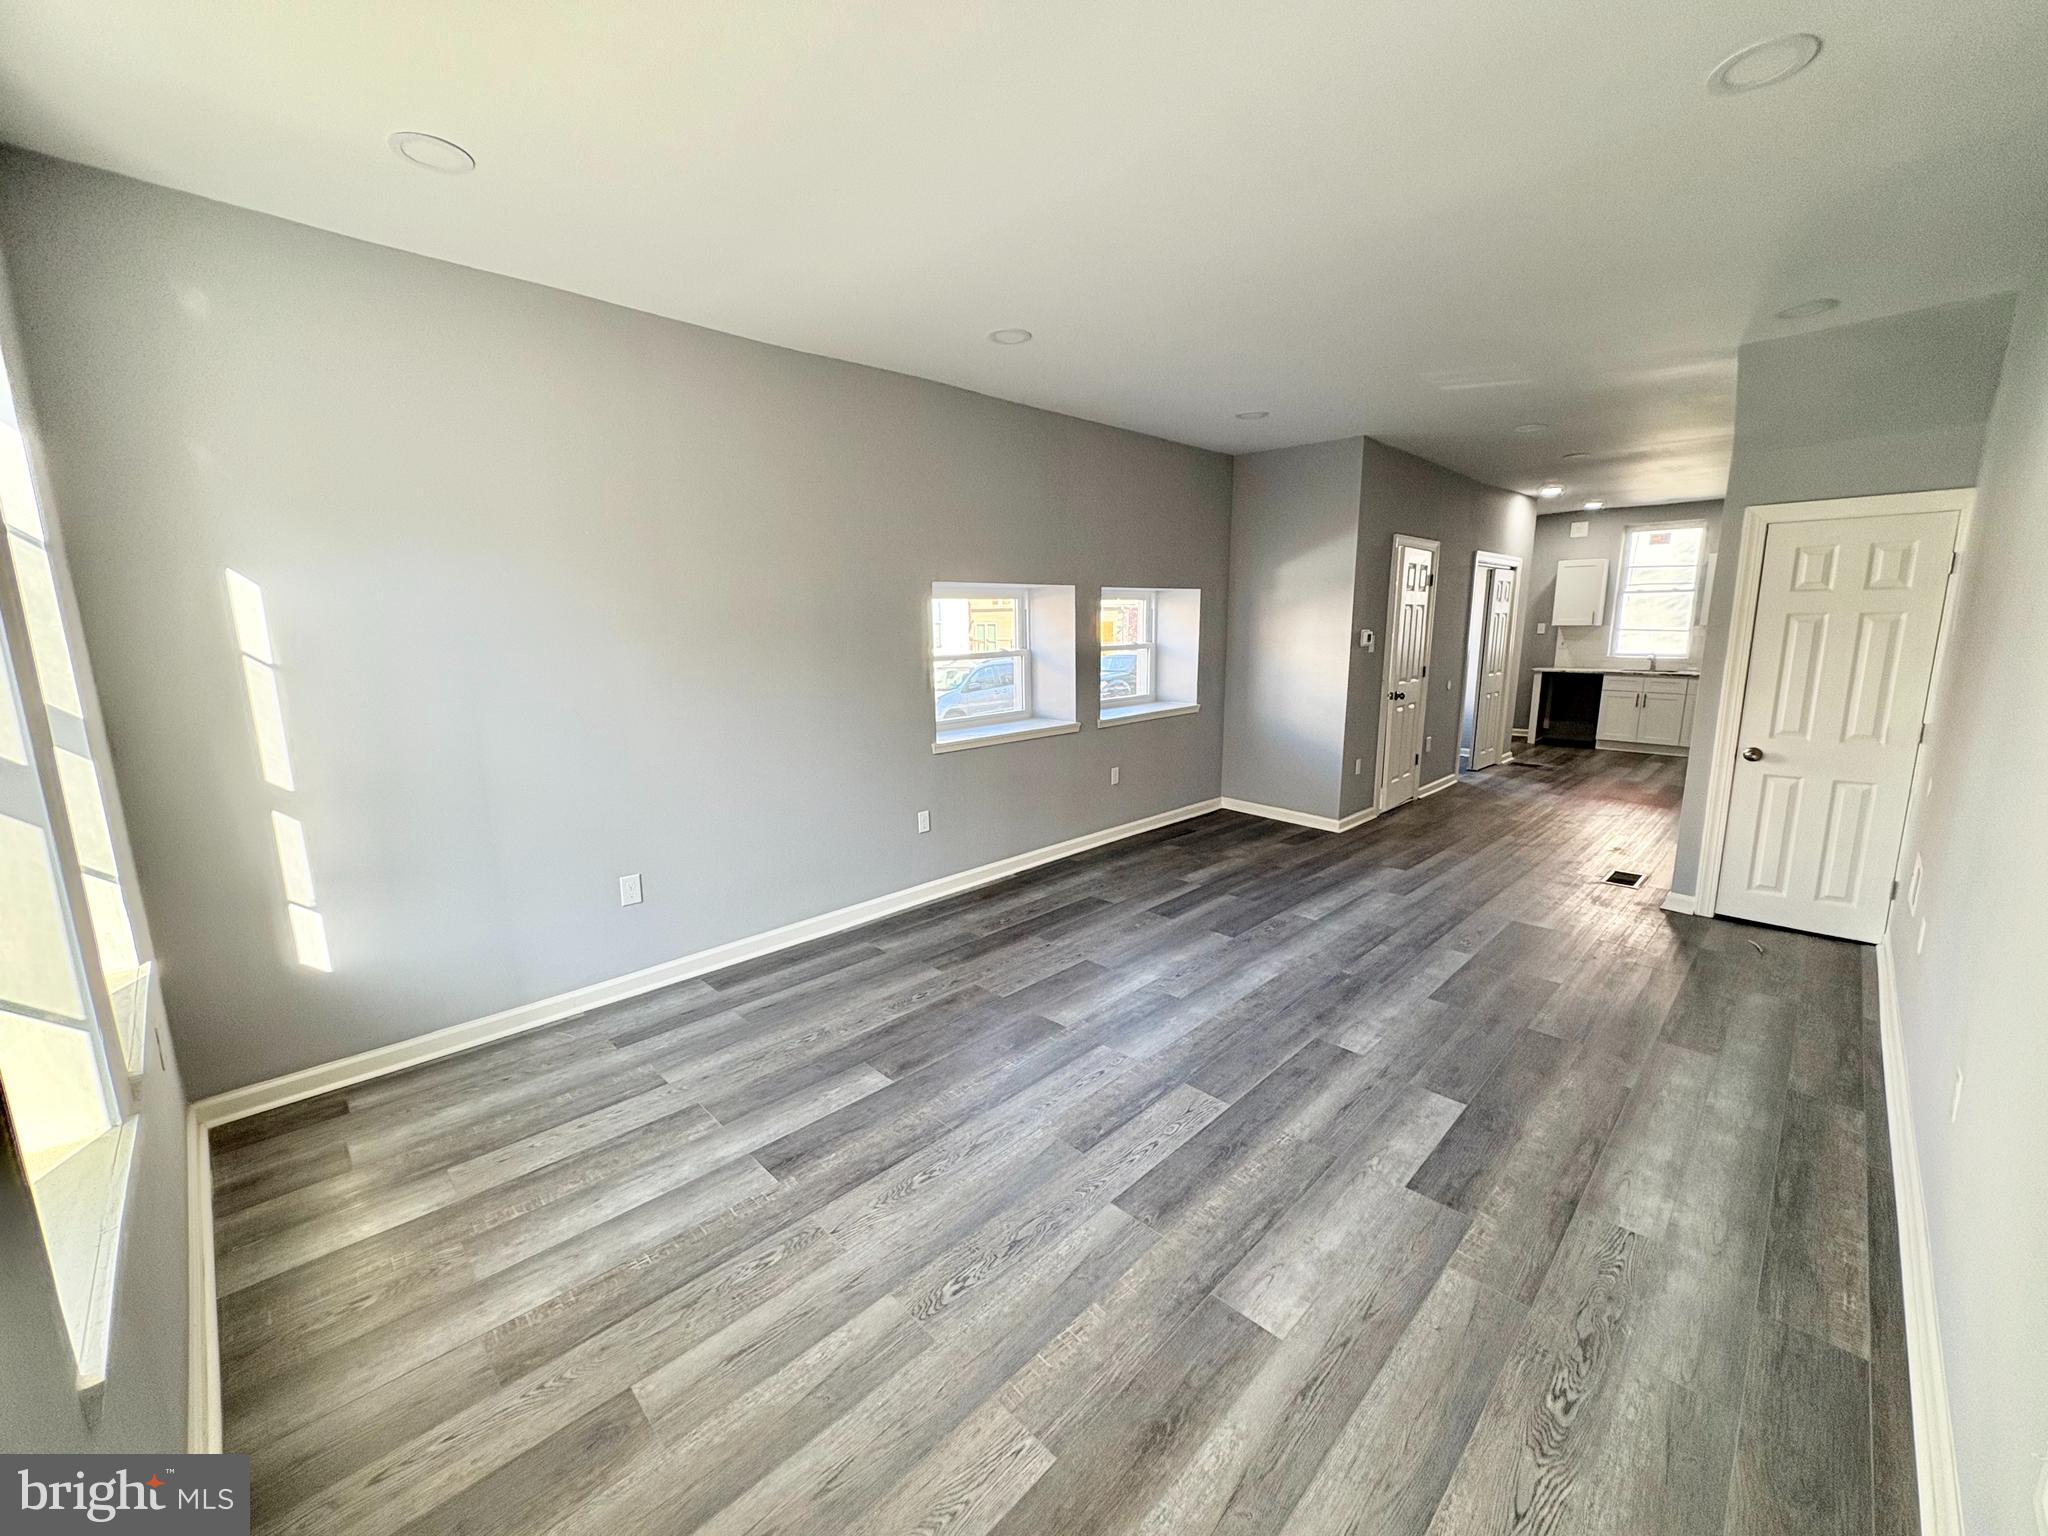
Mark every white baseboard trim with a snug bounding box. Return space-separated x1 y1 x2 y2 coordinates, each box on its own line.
1220 796 1340 832
1417 773 1459 800
1875 933 1964 1536
184 1107 219 1453
1220 796 1379 834
191 796 1224 1132
1661 892 1697 916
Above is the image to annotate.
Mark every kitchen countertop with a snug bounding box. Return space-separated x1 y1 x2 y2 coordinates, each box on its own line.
1532 665 1701 677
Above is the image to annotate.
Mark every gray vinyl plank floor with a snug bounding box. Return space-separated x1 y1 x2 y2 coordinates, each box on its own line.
210 746 1917 1535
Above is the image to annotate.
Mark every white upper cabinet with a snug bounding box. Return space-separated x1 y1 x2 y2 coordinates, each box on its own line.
1552 558 1609 627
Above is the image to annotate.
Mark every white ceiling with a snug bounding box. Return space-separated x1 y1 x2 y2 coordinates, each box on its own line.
3 1 2046 508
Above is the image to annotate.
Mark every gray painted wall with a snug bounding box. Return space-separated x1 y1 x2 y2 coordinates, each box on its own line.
1669 295 2015 895
1 1024 189 1453
1220 440 1362 821
1512 500 1725 730
1888 273 2047 1534
1341 439 1535 822
1220 436 1533 826
0 153 1233 1098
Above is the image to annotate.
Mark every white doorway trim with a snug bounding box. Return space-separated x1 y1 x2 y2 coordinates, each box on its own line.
1690 487 1975 921
1460 549 1525 772
1371 533 1442 813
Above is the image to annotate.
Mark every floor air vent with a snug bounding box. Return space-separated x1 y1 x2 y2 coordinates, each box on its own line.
1604 870 1647 887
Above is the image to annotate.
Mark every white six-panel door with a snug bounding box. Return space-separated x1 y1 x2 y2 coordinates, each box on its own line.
1379 538 1437 811
1714 507 1958 941
1471 565 1515 770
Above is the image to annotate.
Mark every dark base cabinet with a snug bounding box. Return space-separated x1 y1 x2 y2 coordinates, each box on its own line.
1536 671 1601 746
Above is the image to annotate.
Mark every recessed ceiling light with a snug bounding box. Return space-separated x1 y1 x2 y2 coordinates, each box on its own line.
1513 423 1550 436
1775 297 1841 320
1584 500 1604 511
1708 33 1822 94
1235 410 1270 420
388 131 475 174
1538 484 1564 499
988 328 1033 345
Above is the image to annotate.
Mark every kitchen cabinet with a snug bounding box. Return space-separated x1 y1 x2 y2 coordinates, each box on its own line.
1598 674 1694 750
1551 559 1609 628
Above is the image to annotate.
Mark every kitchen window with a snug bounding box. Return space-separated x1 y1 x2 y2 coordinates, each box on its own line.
1612 523 1706 659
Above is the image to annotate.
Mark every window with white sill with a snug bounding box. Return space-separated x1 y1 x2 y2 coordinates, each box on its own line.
1098 586 1200 725
930 583 1077 751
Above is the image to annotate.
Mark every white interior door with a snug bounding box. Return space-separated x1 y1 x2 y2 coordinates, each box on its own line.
1380 538 1436 810
1715 508 1958 941
1471 566 1515 770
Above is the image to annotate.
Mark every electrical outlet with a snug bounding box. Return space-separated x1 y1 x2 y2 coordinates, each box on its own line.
1950 1068 1964 1122
916 810 931 834
1354 757 1363 776
1110 766 1120 786
618 873 643 906
1908 856 1922 914
1360 629 1375 651
1536 622 1547 635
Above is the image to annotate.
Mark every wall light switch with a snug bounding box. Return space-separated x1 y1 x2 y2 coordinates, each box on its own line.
1425 735 1433 752
618 873 643 906
1110 766 1120 786
1569 521 1589 538
916 810 931 834
1537 622 1548 635
1354 758 1363 776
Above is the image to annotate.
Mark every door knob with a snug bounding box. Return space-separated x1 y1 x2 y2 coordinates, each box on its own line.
1742 746 1763 762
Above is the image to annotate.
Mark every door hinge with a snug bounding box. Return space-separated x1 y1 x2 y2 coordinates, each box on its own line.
1891 878 1900 901
1950 550 1960 573
1428 573 1436 587
1919 722 1928 744
1414 753 1421 765
1421 664 1428 677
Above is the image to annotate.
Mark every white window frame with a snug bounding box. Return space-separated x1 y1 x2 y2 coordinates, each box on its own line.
1 331 154 1395
0 479 137 1118
1098 588 1159 707
930 584 1033 730
1610 520 1707 660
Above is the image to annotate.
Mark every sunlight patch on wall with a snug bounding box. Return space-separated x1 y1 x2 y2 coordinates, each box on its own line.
227 569 331 970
